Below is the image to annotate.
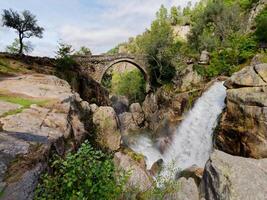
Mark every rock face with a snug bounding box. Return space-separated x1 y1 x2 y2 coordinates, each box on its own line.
118 112 139 133
130 103 145 126
200 150 267 200
110 95 129 114
216 64 267 158
173 65 204 92
166 178 199 200
141 67 203 133
247 0 267 31
0 74 91 200
113 151 153 192
199 50 210 65
142 93 160 131
92 106 121 151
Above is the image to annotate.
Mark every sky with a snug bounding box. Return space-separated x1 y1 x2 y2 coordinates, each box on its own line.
0 0 198 57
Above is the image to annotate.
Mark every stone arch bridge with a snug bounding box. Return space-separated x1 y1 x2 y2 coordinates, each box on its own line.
74 54 151 91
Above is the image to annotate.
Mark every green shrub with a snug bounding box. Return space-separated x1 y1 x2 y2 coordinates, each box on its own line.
34 141 127 200
111 69 146 103
55 42 77 70
255 6 267 43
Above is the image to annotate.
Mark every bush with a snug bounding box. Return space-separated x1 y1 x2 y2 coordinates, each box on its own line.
194 33 256 78
255 6 267 43
34 141 127 200
55 42 76 70
111 69 146 103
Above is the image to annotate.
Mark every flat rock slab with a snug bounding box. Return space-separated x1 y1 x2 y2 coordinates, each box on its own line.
0 74 87 199
0 74 72 100
0 101 22 116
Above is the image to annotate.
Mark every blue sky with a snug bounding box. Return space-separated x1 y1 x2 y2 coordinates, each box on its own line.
0 0 198 57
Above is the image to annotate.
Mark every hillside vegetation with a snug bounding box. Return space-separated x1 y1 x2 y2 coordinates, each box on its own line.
110 0 267 83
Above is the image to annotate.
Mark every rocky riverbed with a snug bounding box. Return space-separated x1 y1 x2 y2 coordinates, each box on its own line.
0 62 266 200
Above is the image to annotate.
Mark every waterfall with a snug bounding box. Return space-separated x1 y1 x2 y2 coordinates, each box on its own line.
129 82 226 178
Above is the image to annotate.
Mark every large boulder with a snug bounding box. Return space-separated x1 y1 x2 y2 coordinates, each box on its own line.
166 177 199 200
93 106 121 151
0 74 90 199
172 65 204 92
110 95 129 114
113 151 153 192
216 64 267 158
142 93 160 131
130 103 145 126
200 150 267 200
118 112 139 134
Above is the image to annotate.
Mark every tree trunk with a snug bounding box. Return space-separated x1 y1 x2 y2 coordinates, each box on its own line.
19 33 23 55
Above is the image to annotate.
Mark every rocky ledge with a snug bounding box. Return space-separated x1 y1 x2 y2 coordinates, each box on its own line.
0 74 91 200
201 150 267 200
216 63 267 158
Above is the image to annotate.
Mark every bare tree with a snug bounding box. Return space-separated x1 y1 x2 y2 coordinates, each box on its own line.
2 9 44 54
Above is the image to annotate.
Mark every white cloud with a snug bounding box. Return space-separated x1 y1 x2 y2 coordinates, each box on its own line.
58 25 133 54
0 0 199 56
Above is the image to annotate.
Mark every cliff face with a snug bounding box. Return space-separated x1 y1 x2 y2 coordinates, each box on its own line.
216 63 267 158
0 74 93 199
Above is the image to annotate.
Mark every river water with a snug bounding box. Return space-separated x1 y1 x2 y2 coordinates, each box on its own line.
129 82 226 178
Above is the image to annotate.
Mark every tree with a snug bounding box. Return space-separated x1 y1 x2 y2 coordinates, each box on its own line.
2 9 44 54
55 42 76 69
111 69 146 103
134 5 179 86
74 46 92 56
170 6 181 25
255 7 267 44
5 38 33 54
56 42 74 58
188 0 245 51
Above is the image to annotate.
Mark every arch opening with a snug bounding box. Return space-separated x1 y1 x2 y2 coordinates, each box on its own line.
100 59 149 108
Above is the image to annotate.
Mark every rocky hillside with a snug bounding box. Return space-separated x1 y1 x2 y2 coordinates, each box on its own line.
216 63 267 158
0 74 94 199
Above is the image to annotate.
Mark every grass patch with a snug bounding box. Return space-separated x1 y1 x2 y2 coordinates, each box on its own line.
0 58 29 76
0 92 49 117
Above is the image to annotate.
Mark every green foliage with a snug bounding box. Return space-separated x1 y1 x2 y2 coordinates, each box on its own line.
2 9 44 54
107 45 120 55
170 6 182 25
130 5 179 86
74 46 92 56
194 33 256 78
255 6 267 43
55 42 76 70
224 0 259 9
139 164 181 200
5 39 33 54
188 0 245 51
34 141 127 200
111 69 146 103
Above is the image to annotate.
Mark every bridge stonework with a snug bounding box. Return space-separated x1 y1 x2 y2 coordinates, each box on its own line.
74 54 151 92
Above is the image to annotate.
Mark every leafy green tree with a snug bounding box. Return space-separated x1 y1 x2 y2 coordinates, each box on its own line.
188 0 245 51
2 9 44 54
74 46 92 56
170 6 182 25
5 38 33 54
255 7 267 43
111 69 146 103
133 5 179 86
55 42 76 69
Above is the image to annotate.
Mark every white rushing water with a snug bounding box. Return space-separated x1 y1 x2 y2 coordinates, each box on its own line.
129 82 226 178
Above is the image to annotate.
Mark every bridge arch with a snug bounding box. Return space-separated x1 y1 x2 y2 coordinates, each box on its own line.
99 58 151 92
